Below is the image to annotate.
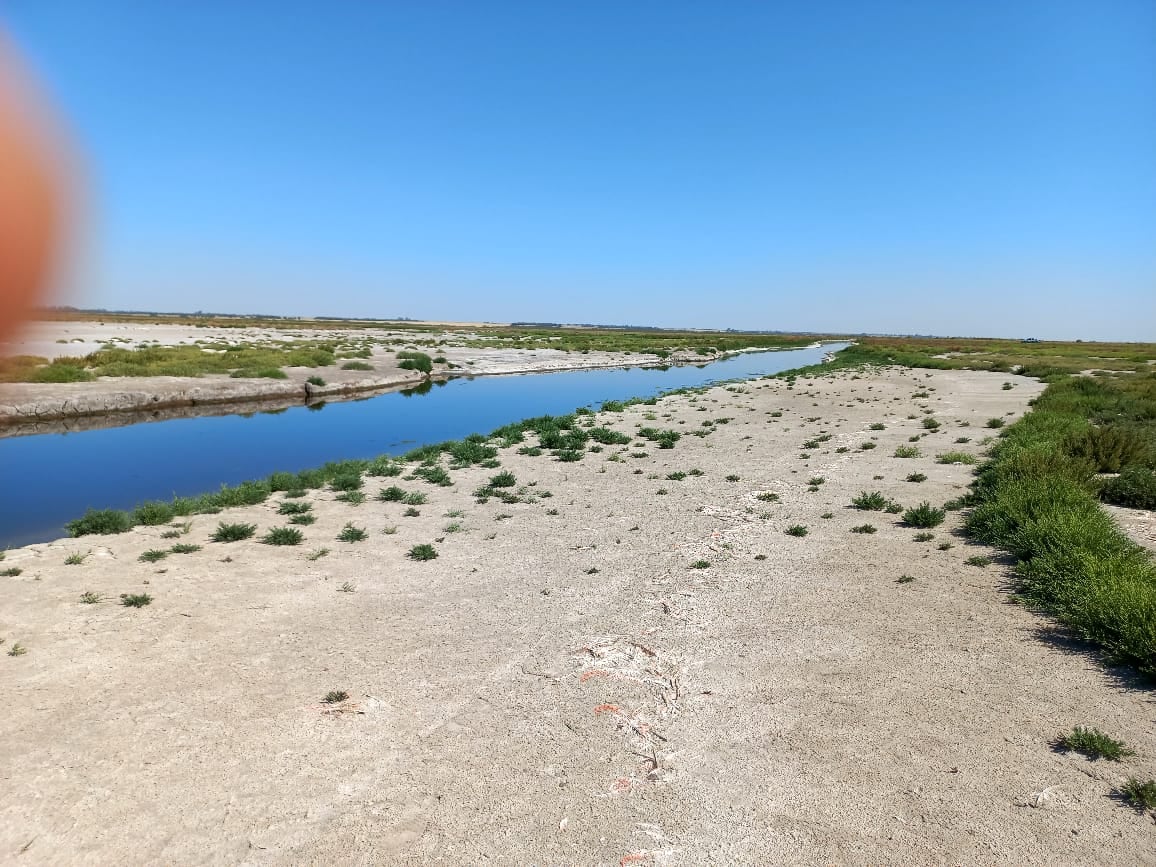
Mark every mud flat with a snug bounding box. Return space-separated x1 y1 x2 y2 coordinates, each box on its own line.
2 366 1153 864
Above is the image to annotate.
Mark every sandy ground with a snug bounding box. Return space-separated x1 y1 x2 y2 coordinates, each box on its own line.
2 367 1154 865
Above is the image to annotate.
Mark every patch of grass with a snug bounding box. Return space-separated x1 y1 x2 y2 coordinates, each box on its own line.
921 418 941 430
67 508 133 537
851 491 888 510
936 451 977 465
964 555 991 566
955 436 971 444
262 526 304 546
138 549 168 563
725 474 741 482
894 445 921 458
407 543 438 561
278 500 312 515
896 574 916 584
306 375 326 386
329 472 363 492
808 477 825 486
869 422 886 430
336 490 367 505
905 472 928 483
938 542 954 550
785 524 808 537
0 567 22 577
985 417 1005 428
376 485 406 502
821 512 834 519
337 523 368 542
666 471 687 481
903 502 946 528
859 442 877 450
851 524 877 534
323 690 349 704
756 492 780 502
1054 726 1134 761
289 513 316 525
7 642 28 656
1118 779 1156 812
341 360 374 371
338 581 356 593
120 593 153 608
169 543 201 554
489 471 516 488
306 547 330 561
211 522 257 542
382 525 399 535
79 591 103 604
64 552 88 565
412 465 453 487
403 507 421 517
690 560 711 569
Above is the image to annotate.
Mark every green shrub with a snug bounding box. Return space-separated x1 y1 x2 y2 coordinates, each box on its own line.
1118 779 1156 811
341 361 374 371
408 543 438 561
894 445 921 458
785 525 808 537
937 451 977 465
986 417 1005 429
1054 726 1133 761
262 527 304 546
1101 466 1156 510
131 501 175 526
120 593 153 608
67 509 132 537
903 502 946 528
851 491 888 511
211 522 257 542
1066 425 1150 472
489 471 516 488
851 524 877 534
337 523 368 542
906 472 928 483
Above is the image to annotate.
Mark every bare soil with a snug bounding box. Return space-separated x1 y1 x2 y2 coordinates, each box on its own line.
2 367 1154 865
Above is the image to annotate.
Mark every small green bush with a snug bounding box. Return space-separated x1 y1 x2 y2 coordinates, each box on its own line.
851 524 877 534
408 543 438 561
903 502 946 528
851 491 888 511
262 526 304 546
211 522 257 542
906 472 927 483
985 417 1005 429
337 523 368 542
785 525 808 537
937 451 977 465
1118 779 1156 811
120 593 153 608
1054 726 1133 761
894 445 921 458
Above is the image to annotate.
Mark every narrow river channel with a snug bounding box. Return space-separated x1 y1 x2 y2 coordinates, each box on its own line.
0 342 847 546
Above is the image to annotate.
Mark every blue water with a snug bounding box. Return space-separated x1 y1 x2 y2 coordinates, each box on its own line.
0 342 844 546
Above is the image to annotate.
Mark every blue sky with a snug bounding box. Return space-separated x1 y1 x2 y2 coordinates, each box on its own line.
6 2 1154 339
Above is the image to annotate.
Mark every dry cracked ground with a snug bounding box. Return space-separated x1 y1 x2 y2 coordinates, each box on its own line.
2 367 1154 865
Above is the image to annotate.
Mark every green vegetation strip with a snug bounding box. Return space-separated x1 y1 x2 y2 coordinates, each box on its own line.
962 375 1156 676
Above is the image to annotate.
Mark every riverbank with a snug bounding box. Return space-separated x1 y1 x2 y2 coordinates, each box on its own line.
3 364 1153 862
0 318 813 429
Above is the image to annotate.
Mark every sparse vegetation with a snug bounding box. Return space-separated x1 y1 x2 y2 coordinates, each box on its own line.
851 491 888 511
407 543 438 561
120 593 153 608
936 451 977 465
211 522 257 542
1053 726 1133 761
851 524 877 534
905 472 927 483
903 502 946 528
262 527 304 546
785 524 808 537
337 523 368 542
894 445 921 458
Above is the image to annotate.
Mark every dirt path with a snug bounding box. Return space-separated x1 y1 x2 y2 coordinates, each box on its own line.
2 367 1153 865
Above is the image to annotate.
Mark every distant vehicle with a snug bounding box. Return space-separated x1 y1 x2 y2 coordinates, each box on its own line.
1021 337 1041 343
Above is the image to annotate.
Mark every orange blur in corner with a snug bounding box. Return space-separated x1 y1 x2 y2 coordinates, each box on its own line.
0 31 70 342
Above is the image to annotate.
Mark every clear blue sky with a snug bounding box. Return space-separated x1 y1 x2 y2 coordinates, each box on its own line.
6 2 1154 339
